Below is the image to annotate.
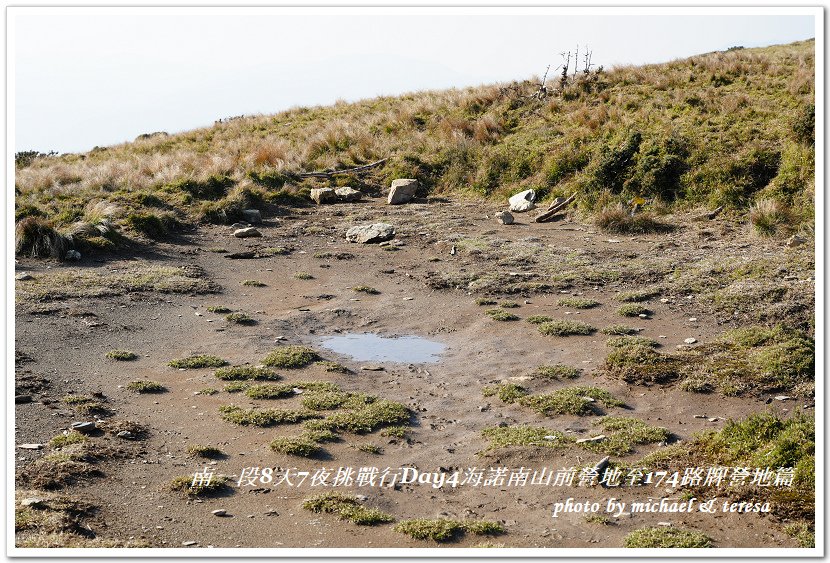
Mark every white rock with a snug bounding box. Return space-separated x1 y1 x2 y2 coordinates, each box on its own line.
774 395 792 401
18 444 43 450
684 338 698 344
787 234 807 247
233 227 261 238
345 223 395 244
576 435 606 444
335 187 363 202
310 188 336 204
15 272 33 281
387 179 418 204
508 189 536 212
211 509 227 517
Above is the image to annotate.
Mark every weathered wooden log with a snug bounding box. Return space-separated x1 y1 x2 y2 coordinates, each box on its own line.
297 158 388 178
535 193 576 223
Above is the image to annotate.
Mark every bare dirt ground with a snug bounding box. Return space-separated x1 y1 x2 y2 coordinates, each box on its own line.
14 197 813 549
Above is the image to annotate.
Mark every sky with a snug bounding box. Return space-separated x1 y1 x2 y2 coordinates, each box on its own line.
10 8 817 154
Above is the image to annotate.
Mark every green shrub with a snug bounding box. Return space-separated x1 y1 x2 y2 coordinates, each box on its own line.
262 346 321 368
126 380 166 393
106 350 138 361
538 320 595 336
533 364 582 380
518 386 624 416
558 297 600 309
482 383 528 404
486 309 519 321
214 365 279 381
617 304 650 317
169 355 227 369
624 527 712 548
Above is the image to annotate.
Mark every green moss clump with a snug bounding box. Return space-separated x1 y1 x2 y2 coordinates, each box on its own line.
481 425 569 451
606 335 660 348
240 279 266 287
393 519 504 542
105 350 138 361
583 416 671 455
475 298 497 306
538 320 595 336
169 474 229 497
623 527 712 548
604 345 680 384
206 306 232 313
214 365 279 381
353 285 380 294
533 364 582 380
186 445 224 458
558 297 600 309
616 289 660 303
486 309 519 321
269 436 322 457
526 315 553 324
601 324 638 335
48 432 88 449
169 355 227 369
218 405 320 427
126 380 166 393
617 304 651 317
482 383 528 404
316 360 351 373
262 346 321 368
318 400 410 434
301 391 350 410
302 492 394 525
518 386 624 416
244 384 296 399
294 272 314 280
499 301 520 308
225 312 255 325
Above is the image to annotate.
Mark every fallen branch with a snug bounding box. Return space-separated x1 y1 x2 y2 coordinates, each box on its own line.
535 193 576 223
297 158 388 178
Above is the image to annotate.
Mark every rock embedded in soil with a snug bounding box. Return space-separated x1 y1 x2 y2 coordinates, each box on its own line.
684 337 698 344
212 509 228 517
233 227 262 238
18 443 43 450
335 187 363 202
15 395 32 404
15 272 33 281
387 179 418 204
495 211 514 225
71 421 96 433
242 209 262 224
787 234 807 247
508 189 536 212
345 223 395 244
310 187 337 204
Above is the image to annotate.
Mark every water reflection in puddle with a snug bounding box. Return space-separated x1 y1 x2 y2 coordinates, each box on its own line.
318 333 446 363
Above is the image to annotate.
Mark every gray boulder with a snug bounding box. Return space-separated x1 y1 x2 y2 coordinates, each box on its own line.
508 189 536 212
345 223 395 244
387 179 418 205
310 188 336 204
495 211 514 225
234 227 261 238
241 209 262 224
335 187 363 202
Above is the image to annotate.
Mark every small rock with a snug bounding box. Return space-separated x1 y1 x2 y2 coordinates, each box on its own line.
230 222 250 229
387 179 418 205
543 435 558 441
688 317 697 322
116 431 135 440
360 365 385 371
638 313 649 319
15 272 33 281
310 187 337 204
15 395 32 404
478 405 489 412
211 509 227 517
18 443 43 450
182 541 198 546
774 395 792 401
657 522 673 527
450 246 457 255
355 495 368 502
495 211 514 225
241 209 262 224
20 497 45 507
592 456 610 475
335 187 363 202
233 227 261 238
787 234 807 247
65 249 81 261
71 421 96 433
345 223 395 244
684 338 697 344
693 415 707 419
508 189 536 212
659 335 667 338
708 417 719 422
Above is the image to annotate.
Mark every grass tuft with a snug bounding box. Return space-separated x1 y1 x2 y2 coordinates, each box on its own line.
126 380 166 393
617 304 651 317
533 364 582 380
486 308 519 321
262 346 321 368
624 527 712 548
214 365 279 381
169 355 227 369
538 320 595 336
518 386 624 416
105 350 137 361
558 297 600 309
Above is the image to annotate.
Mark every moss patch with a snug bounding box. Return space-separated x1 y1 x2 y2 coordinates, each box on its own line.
262 346 321 368
624 527 712 548
169 355 227 369
538 320 595 336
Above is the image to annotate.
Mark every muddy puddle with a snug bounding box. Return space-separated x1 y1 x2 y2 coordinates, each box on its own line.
318 333 446 363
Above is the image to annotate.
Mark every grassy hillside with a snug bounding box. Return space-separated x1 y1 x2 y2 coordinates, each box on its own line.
15 40 814 256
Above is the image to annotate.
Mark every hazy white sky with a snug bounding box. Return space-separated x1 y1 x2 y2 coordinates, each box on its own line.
11 8 817 154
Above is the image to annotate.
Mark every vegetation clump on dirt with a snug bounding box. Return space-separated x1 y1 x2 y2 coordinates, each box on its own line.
394 519 504 542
